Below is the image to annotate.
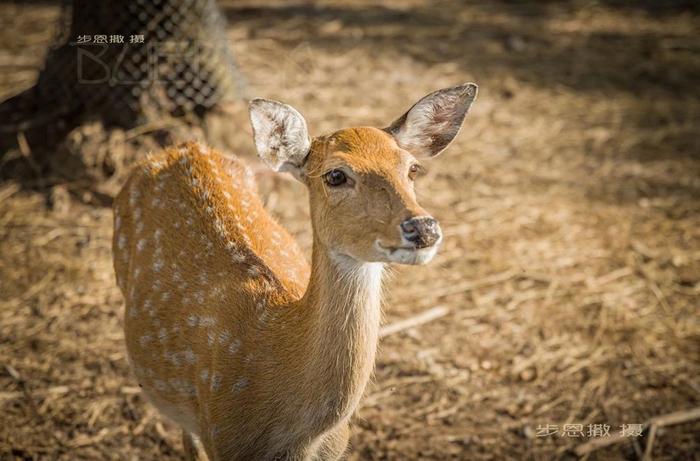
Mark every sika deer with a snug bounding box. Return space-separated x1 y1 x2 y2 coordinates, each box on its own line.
112 83 477 460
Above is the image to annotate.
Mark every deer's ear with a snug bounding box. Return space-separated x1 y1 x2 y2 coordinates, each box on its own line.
386 83 477 157
249 98 310 174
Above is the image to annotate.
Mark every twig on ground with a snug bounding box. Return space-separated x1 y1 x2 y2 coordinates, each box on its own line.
573 406 700 459
649 407 700 427
124 119 179 140
404 269 518 300
379 306 450 338
0 183 20 202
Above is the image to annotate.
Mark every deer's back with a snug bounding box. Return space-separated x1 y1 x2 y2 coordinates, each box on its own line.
111 142 309 440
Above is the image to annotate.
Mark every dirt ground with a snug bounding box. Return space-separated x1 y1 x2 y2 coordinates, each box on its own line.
1 1 699 460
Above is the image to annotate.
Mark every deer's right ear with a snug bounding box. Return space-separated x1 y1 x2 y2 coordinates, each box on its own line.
249 98 310 175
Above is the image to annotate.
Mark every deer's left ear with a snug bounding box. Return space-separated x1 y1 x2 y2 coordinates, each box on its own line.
386 83 478 157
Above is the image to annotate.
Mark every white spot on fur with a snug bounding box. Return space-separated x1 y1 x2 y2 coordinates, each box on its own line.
228 245 246 263
215 220 227 237
183 348 197 364
211 286 224 299
199 315 215 327
136 238 147 252
129 184 141 206
232 377 248 394
165 351 181 367
170 378 196 395
143 299 153 315
186 314 198 327
218 330 231 344
210 373 221 391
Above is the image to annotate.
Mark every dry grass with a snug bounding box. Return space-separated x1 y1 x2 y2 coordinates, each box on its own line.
1 1 699 460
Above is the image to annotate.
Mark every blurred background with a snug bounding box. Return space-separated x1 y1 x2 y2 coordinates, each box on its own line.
0 1 698 460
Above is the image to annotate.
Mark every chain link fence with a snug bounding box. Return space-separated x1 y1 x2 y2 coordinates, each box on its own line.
35 0 247 127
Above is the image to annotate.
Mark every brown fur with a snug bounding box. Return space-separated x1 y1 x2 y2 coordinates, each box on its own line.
305 127 428 262
113 130 428 460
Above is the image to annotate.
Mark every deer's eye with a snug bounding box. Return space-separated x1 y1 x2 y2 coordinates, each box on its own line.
324 169 347 187
408 164 421 180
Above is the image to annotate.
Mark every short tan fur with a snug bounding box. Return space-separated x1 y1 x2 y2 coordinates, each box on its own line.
113 83 477 460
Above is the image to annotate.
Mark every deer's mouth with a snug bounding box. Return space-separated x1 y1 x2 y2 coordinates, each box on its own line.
374 240 440 265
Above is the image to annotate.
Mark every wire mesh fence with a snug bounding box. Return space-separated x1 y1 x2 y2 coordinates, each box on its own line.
35 0 246 126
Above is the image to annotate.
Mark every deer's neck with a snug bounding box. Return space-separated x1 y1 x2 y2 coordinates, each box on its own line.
298 241 384 414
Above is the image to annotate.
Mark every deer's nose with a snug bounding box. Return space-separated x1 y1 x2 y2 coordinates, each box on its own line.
400 216 441 249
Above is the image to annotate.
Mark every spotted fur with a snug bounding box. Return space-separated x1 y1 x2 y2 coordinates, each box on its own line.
114 83 477 461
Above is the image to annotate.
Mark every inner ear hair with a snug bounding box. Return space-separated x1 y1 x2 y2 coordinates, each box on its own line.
386 82 478 158
248 98 311 173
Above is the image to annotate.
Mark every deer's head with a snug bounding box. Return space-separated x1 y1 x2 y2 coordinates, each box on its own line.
249 83 477 265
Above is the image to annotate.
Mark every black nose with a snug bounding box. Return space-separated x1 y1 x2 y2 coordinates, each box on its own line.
400 217 441 249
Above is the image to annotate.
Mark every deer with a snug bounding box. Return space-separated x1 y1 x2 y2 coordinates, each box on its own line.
112 83 477 460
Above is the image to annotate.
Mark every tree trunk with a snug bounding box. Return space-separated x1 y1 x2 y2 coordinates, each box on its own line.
0 0 247 191
6 0 244 129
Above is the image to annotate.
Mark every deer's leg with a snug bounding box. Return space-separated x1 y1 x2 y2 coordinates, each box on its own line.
183 430 209 461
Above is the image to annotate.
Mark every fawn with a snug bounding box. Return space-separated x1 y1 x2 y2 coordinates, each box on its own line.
112 83 477 460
